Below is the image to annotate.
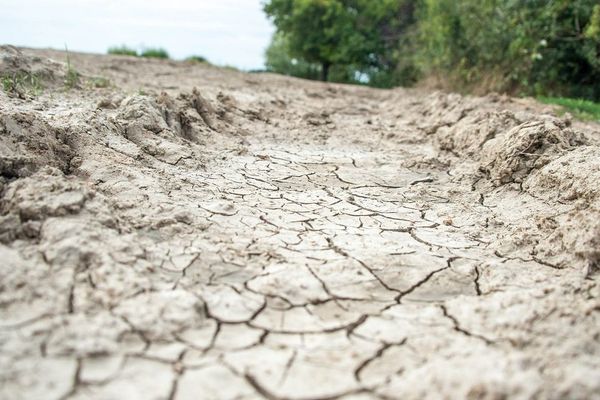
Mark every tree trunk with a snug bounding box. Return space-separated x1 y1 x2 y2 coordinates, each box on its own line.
321 62 331 82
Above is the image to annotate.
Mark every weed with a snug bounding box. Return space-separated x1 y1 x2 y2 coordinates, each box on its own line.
30 74 43 95
64 46 80 89
65 68 80 89
1 72 43 97
140 48 170 59
108 45 138 57
539 96 600 122
1 74 16 92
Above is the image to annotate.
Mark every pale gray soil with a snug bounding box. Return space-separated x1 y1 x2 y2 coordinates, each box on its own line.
1 46 599 400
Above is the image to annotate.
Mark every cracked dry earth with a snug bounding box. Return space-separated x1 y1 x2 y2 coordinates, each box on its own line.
1 46 600 400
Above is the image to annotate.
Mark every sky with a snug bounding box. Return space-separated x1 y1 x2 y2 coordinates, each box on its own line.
0 0 275 70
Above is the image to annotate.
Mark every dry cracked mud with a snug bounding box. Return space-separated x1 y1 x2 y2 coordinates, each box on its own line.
1 46 600 400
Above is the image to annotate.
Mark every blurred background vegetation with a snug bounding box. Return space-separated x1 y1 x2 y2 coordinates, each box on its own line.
262 0 600 102
108 46 170 59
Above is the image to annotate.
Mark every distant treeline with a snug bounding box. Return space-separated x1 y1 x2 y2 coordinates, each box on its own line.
263 0 600 100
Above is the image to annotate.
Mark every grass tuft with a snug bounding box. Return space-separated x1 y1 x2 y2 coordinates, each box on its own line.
1 72 43 97
539 97 600 122
108 45 138 57
64 46 80 89
140 48 170 59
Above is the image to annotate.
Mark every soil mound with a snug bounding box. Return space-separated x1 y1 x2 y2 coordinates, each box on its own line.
0 46 66 96
524 146 600 272
0 111 75 181
525 146 600 202
480 117 586 186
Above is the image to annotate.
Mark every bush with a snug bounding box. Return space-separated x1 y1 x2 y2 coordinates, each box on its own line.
140 48 170 59
108 46 138 57
262 0 599 98
186 55 208 63
417 0 600 100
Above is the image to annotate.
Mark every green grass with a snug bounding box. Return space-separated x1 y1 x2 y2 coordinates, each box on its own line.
64 67 79 89
108 45 138 57
538 96 600 122
64 47 80 89
140 48 170 59
1 72 43 97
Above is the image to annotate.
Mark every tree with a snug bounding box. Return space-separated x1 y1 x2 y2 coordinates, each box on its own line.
263 0 415 83
265 32 321 80
263 0 348 81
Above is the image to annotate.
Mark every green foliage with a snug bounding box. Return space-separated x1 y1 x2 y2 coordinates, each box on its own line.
585 5 600 40
186 55 209 63
264 0 346 80
265 32 321 80
108 45 138 56
140 48 170 59
539 96 600 121
108 46 173 61
263 0 415 83
262 0 599 97
418 0 600 100
1 72 43 97
1 75 14 92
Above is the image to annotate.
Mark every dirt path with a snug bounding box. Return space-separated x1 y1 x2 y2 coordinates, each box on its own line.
1 46 599 399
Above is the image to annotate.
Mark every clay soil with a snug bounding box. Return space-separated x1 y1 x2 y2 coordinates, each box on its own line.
1 46 600 399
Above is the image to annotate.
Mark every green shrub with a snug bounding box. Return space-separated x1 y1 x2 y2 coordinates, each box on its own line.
260 0 599 97
186 55 208 63
108 46 138 56
417 0 600 100
140 48 170 59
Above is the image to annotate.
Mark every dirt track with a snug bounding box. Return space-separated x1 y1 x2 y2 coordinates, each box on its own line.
1 46 600 399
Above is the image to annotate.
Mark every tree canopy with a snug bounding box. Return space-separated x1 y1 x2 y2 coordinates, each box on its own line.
262 0 600 100
263 0 413 83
